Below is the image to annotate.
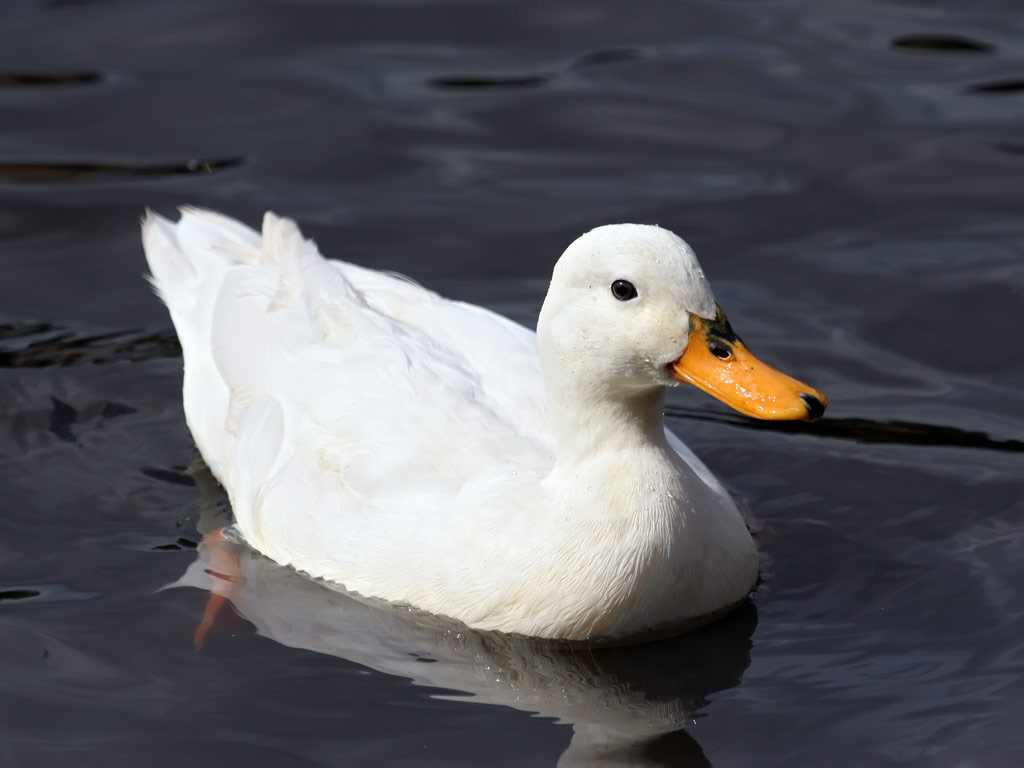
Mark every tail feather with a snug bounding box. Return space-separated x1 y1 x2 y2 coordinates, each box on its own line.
141 209 198 306
179 206 262 264
140 207 373 482
143 207 270 309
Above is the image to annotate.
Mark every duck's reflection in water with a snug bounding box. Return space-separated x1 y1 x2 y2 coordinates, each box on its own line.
171 465 756 767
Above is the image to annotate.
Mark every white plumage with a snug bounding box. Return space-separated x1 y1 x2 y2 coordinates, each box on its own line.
143 208 769 641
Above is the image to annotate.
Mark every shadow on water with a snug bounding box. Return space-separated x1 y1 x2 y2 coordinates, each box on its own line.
428 73 552 90
0 71 102 86
0 589 42 601
0 323 180 367
890 34 996 53
665 406 1024 454
0 158 243 183
965 79 1024 95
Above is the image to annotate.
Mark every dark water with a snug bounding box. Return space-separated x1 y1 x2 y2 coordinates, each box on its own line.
2 0 1023 765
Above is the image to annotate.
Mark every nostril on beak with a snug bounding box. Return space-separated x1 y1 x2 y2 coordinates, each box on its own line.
799 393 826 421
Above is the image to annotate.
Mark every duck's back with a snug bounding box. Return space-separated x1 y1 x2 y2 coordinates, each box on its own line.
142 209 551 580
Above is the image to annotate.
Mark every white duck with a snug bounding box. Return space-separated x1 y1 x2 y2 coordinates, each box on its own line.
142 209 825 642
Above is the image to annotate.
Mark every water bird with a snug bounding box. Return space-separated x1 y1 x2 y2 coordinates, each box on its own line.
142 209 825 641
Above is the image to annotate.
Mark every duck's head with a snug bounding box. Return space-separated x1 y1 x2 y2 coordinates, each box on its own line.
537 224 826 421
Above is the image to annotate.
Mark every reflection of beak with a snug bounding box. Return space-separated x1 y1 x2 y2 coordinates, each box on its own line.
669 306 827 421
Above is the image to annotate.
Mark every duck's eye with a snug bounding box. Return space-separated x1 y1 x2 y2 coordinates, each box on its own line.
708 340 732 360
610 280 638 301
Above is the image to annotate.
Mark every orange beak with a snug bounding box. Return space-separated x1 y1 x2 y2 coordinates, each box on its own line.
669 306 827 421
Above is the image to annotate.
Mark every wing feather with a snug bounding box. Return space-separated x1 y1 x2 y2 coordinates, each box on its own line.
143 209 552 514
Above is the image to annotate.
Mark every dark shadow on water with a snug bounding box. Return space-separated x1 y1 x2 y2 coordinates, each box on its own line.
0 589 42 601
0 157 243 183
150 537 199 551
891 34 996 53
965 79 1024 95
48 397 78 443
38 396 137 445
428 73 551 90
666 407 1024 453
141 467 197 488
0 584 101 604
0 323 180 367
0 72 102 87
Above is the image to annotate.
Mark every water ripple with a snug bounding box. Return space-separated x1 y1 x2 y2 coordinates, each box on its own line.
891 34 996 54
0 323 180 367
0 158 244 184
0 72 103 87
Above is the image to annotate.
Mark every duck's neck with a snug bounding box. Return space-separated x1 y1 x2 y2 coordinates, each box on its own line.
544 374 672 468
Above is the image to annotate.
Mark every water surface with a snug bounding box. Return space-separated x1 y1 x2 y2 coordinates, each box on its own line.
1 1 1022 765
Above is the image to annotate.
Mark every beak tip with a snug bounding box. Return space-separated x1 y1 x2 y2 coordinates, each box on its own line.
799 393 827 422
